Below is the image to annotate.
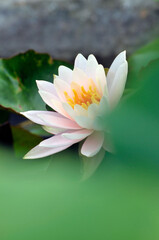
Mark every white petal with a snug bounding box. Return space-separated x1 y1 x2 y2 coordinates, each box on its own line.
86 54 99 83
36 80 58 97
62 129 93 140
43 126 66 135
89 97 109 131
39 134 79 148
58 66 73 84
109 61 128 107
88 54 98 66
74 104 88 117
24 144 71 159
107 51 127 90
87 96 109 119
96 64 108 95
74 115 94 129
87 103 99 118
98 95 109 115
74 53 87 72
81 131 104 157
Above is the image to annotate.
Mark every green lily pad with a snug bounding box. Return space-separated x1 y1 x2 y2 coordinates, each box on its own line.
0 50 72 113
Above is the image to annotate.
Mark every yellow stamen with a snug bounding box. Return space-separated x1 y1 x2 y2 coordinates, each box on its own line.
64 84 101 109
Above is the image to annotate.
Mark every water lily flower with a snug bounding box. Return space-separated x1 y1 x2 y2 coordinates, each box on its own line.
21 51 128 159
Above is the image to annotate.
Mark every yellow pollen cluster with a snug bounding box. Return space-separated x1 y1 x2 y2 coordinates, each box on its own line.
64 85 101 110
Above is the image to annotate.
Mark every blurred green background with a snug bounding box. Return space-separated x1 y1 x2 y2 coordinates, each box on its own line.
0 1 159 240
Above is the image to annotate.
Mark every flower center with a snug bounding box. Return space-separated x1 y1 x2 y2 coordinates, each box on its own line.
64 85 101 110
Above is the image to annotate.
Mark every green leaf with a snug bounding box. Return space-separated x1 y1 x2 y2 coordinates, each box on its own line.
11 126 42 158
127 38 159 88
0 50 72 113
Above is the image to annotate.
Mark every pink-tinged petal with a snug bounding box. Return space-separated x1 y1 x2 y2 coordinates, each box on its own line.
96 64 107 96
51 98 72 119
39 134 81 148
72 68 90 90
20 110 81 129
38 113 81 129
81 131 104 157
38 90 59 110
36 80 58 97
24 144 72 159
107 51 127 90
109 61 128 107
20 111 63 125
38 89 70 118
62 129 93 140
74 53 87 72
58 65 73 84
54 76 73 102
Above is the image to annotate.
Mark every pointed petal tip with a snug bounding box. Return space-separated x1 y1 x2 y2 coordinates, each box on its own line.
121 50 127 60
88 54 98 64
20 111 27 117
81 152 94 158
76 53 84 57
74 53 85 62
23 154 39 159
74 53 87 71
36 79 44 87
58 65 68 72
23 154 30 159
53 74 57 79
88 53 95 58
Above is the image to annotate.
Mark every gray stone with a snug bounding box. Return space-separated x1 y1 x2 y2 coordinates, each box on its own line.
0 0 159 63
